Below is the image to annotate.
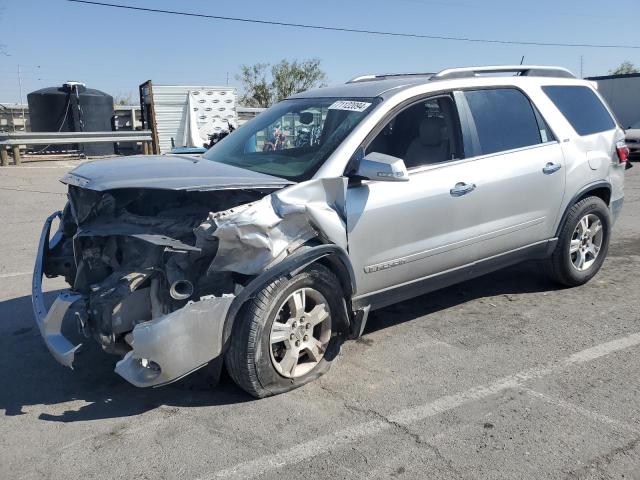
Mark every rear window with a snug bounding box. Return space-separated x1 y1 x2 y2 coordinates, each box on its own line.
542 85 615 136
464 88 544 155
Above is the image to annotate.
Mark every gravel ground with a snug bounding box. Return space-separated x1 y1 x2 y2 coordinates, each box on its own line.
0 160 639 480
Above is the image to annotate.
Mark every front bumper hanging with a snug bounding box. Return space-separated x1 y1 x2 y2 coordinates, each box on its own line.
114 295 234 387
32 211 83 368
32 211 237 387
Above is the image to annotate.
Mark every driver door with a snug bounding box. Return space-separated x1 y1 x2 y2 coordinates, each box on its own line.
346 94 480 301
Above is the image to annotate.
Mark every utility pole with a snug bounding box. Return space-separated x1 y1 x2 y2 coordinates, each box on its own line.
226 71 229 86
17 65 26 131
580 55 584 79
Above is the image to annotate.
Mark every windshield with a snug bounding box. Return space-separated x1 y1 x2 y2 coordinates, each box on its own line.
203 97 380 181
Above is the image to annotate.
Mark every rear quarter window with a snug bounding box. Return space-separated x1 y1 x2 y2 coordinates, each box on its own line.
542 85 615 136
464 88 543 155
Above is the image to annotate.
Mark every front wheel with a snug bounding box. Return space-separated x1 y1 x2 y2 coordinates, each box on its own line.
545 196 611 286
225 264 343 398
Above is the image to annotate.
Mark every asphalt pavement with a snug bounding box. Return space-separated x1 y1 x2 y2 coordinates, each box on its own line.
1 159 639 480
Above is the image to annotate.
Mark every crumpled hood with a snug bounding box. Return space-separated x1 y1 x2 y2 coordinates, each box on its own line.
61 155 294 192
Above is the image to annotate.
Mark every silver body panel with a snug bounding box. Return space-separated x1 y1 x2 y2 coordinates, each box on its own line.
61 154 293 191
347 142 567 296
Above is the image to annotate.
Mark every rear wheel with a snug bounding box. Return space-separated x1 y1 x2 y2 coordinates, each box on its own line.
225 264 342 398
545 196 611 286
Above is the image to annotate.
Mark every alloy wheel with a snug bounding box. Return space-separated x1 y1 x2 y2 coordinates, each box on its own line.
269 287 332 378
570 213 603 271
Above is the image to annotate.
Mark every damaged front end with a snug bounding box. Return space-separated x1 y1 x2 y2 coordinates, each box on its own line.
33 172 349 388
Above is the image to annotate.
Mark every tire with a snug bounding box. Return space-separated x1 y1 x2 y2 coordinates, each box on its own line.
545 195 611 287
225 264 343 398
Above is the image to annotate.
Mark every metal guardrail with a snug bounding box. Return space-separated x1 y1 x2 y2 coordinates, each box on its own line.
0 130 153 166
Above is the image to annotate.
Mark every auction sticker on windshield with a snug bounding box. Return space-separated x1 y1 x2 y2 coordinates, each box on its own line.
328 100 372 112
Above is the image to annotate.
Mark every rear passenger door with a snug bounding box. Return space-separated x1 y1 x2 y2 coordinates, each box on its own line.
455 87 566 259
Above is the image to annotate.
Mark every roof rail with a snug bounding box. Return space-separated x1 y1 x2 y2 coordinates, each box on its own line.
346 72 434 83
431 65 576 80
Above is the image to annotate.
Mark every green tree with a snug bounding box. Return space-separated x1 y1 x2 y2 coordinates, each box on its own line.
237 58 327 107
271 59 327 103
237 63 272 108
609 61 639 75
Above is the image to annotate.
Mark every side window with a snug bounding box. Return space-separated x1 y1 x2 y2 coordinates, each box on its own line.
542 85 615 136
366 95 463 169
464 88 544 156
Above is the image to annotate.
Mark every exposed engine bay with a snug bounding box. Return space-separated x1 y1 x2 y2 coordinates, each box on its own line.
45 186 270 356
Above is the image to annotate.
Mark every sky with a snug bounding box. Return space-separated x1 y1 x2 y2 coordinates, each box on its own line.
0 0 638 103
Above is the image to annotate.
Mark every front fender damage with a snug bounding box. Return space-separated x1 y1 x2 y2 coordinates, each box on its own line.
197 177 348 275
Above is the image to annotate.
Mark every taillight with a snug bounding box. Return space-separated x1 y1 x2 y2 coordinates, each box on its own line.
616 141 630 163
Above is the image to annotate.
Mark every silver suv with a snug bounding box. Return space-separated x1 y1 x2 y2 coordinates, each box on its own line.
33 65 630 397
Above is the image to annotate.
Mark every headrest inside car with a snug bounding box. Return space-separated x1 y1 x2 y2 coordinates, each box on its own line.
419 117 446 147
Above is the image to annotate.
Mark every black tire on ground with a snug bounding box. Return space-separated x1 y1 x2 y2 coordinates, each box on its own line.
224 264 343 398
545 195 611 287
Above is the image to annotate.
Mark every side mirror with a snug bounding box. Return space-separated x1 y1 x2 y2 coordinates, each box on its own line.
352 152 409 182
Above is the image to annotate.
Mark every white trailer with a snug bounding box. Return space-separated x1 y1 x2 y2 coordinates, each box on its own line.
139 81 238 154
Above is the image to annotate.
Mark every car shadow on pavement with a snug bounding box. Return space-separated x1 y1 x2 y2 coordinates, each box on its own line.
364 260 561 335
0 261 560 423
0 289 251 423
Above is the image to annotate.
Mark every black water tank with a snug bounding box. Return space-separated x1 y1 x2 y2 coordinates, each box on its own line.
27 82 115 156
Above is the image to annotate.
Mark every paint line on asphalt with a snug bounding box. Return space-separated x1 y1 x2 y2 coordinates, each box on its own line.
522 388 640 434
562 334 640 364
0 186 66 195
0 271 31 279
204 332 640 480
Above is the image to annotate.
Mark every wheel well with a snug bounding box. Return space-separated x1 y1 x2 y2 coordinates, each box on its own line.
223 246 357 347
313 255 354 336
316 254 355 299
554 183 612 238
577 186 610 206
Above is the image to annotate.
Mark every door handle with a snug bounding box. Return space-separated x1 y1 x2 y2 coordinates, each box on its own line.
542 162 562 175
450 182 476 197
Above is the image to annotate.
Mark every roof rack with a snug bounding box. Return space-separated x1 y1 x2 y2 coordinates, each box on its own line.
431 65 576 80
346 65 576 85
346 72 434 83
